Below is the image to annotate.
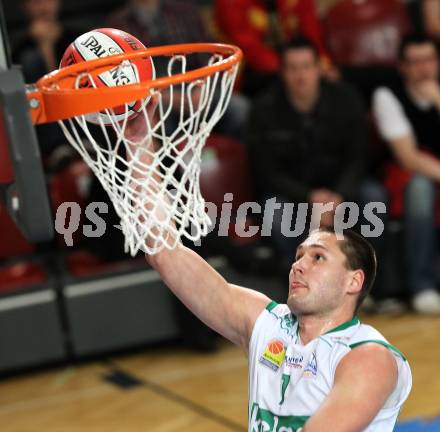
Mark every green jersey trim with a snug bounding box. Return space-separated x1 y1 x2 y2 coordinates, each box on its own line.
266 301 278 312
265 301 297 335
324 316 360 334
349 339 407 361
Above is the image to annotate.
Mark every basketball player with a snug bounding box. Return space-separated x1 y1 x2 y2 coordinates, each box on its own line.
124 106 412 431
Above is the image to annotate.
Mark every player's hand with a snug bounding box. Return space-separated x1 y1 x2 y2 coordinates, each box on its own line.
30 19 61 46
124 112 149 144
124 94 159 143
321 63 340 82
414 80 440 106
320 57 340 82
123 94 174 251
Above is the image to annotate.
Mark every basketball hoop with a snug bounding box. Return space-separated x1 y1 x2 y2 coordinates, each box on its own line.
26 43 242 255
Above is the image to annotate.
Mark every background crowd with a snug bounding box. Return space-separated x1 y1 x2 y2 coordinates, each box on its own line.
4 0 440 352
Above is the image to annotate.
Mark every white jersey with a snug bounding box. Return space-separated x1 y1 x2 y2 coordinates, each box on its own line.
248 301 412 432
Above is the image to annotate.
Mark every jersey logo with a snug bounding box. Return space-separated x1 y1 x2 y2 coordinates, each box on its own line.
303 351 318 377
259 339 286 372
285 353 304 369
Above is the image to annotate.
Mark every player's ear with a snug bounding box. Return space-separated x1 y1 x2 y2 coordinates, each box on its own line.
347 269 364 295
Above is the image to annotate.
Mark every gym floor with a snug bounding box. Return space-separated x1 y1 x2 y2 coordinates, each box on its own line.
0 312 439 431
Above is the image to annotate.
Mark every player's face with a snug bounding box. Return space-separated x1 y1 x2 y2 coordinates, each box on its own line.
288 231 353 316
401 43 439 85
281 48 320 101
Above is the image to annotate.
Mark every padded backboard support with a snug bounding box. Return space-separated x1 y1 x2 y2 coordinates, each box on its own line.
0 0 53 242
0 69 54 242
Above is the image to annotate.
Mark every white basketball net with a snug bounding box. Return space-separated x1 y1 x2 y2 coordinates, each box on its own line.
58 52 239 255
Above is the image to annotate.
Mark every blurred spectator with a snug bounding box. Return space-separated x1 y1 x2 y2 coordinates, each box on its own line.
12 0 83 165
422 0 440 40
373 33 440 314
108 0 208 74
214 0 338 97
12 0 81 82
246 36 384 280
107 0 249 140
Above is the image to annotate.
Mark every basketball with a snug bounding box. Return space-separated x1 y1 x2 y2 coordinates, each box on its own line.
59 28 155 125
268 340 284 355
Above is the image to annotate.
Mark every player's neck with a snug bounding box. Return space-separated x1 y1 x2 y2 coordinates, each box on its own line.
297 310 354 345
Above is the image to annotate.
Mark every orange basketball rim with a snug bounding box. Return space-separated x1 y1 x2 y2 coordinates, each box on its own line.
26 43 242 125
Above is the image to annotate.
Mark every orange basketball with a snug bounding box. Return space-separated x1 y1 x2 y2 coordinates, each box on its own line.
60 28 155 125
268 340 284 355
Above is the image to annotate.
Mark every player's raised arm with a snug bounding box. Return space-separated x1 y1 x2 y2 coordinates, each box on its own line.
124 110 270 351
148 245 270 350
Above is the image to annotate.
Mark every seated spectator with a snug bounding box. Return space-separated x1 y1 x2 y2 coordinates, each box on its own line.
107 0 249 140
214 0 338 97
12 0 84 167
13 0 81 82
372 33 440 314
246 35 387 289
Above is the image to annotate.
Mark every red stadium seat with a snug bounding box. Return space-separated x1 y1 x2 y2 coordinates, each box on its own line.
66 250 145 278
324 0 411 66
0 262 46 294
0 202 35 259
200 134 259 244
384 161 440 224
200 134 255 210
48 160 92 248
49 159 91 211
0 204 49 299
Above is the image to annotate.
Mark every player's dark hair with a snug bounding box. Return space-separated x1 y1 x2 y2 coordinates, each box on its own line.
316 226 377 313
281 35 319 61
398 33 438 61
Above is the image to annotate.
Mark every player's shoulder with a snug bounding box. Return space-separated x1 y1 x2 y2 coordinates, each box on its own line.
347 321 388 346
325 320 408 365
327 319 389 347
320 318 397 353
322 319 409 379
350 323 408 362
